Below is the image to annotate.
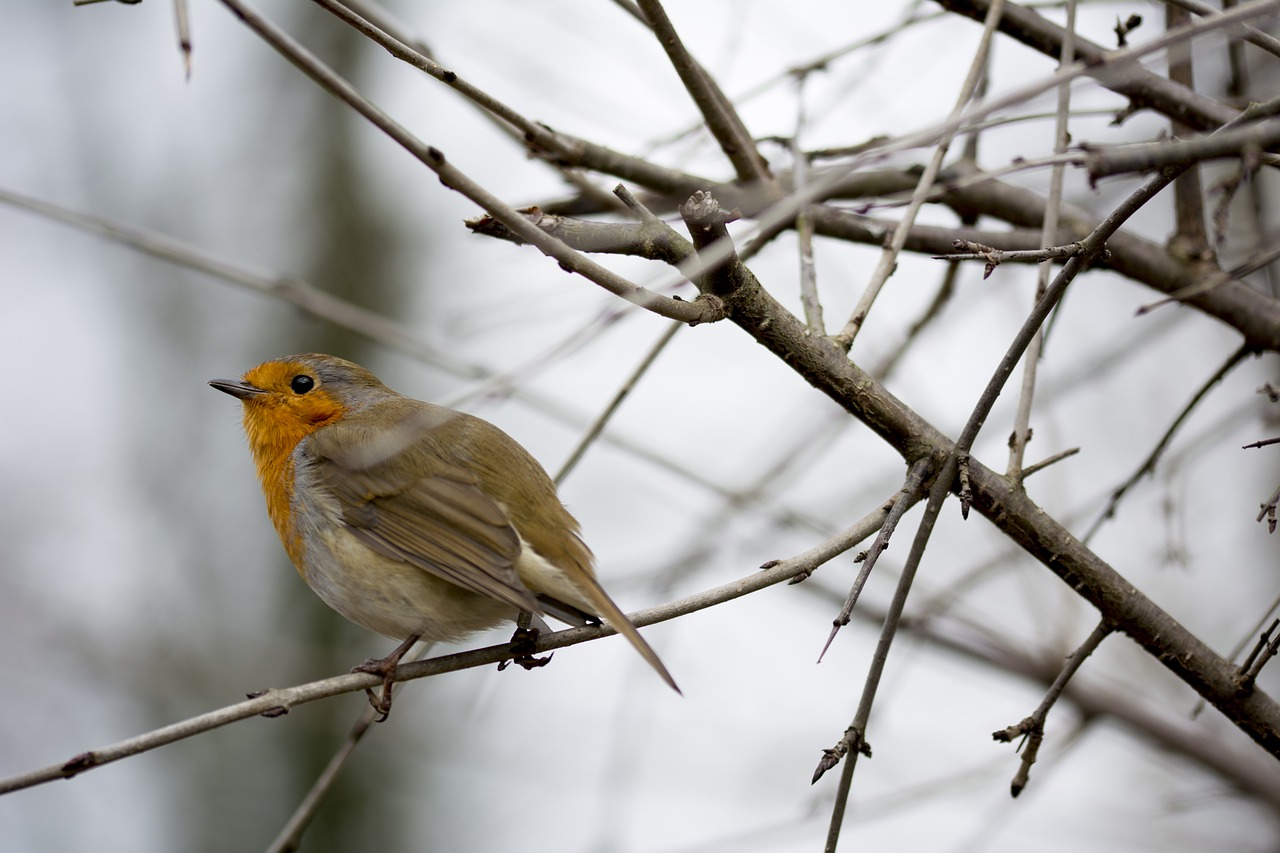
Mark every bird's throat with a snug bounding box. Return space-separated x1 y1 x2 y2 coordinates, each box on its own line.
243 410 326 568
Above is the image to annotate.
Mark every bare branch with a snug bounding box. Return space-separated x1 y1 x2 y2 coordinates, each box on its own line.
833 0 1006 350
992 620 1113 797
224 0 722 325
1238 620 1280 691
1083 343 1254 544
1009 0 1075 481
818 458 933 661
633 0 775 188
553 320 683 486
1162 0 1280 58
932 0 1248 130
1083 117 1280 183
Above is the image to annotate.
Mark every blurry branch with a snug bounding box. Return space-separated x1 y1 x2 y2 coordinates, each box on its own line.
265 642 430 853
1238 619 1280 692
1166 3 1215 265
1162 0 1280 59
791 77 827 337
553 319 683 486
0 188 477 378
0 500 896 798
1136 240 1280 314
833 0 1005 351
1082 117 1280 182
649 407 864 589
636 3 941 156
1008 0 1074 482
992 619 1112 798
268 708 378 853
932 0 1246 130
174 0 191 78
226 0 722 325
868 260 960 380
1083 343 1254 544
633 0 776 187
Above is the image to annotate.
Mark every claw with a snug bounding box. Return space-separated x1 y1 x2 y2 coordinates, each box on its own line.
351 633 419 721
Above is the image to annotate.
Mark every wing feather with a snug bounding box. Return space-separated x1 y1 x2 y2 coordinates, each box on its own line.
306 403 540 614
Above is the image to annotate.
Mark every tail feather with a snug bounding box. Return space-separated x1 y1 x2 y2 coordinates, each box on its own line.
570 573 680 694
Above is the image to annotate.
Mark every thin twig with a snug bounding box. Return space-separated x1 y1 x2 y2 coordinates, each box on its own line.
817 449 953 852
869 260 961 380
817 458 933 662
0 188 477 377
1084 119 1280 182
1257 482 1280 532
174 0 191 79
1239 619 1280 689
833 0 1006 351
265 642 431 853
1008 0 1075 482
1020 447 1081 478
633 0 774 187
554 320 683 486
792 76 826 336
1162 0 1280 60
992 619 1113 797
1082 343 1253 544
936 240 1104 277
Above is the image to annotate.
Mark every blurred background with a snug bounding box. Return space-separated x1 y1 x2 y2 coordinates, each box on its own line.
1 1 1278 851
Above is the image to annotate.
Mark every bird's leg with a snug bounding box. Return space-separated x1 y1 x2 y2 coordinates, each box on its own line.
498 611 553 672
352 633 419 721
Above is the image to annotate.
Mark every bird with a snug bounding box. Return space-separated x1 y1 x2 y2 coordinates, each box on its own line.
210 353 678 717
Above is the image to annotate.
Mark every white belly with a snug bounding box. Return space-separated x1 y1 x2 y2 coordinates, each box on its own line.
300 520 516 644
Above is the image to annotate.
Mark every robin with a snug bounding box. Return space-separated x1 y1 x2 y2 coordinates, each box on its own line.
210 353 678 717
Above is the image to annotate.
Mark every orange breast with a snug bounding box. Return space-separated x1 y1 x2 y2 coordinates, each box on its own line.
239 387 344 573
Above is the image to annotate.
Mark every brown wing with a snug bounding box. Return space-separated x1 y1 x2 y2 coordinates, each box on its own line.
305 402 541 615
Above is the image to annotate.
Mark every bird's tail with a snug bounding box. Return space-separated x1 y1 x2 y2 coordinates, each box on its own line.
570 573 680 694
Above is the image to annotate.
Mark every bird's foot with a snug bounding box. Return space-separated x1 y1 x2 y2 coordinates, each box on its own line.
499 625 553 672
352 633 419 721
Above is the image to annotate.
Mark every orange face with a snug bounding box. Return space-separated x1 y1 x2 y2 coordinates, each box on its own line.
238 360 346 459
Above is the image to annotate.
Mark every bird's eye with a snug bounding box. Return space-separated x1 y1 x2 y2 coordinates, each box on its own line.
290 375 315 395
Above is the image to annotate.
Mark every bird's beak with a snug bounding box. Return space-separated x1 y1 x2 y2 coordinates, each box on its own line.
209 378 267 400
